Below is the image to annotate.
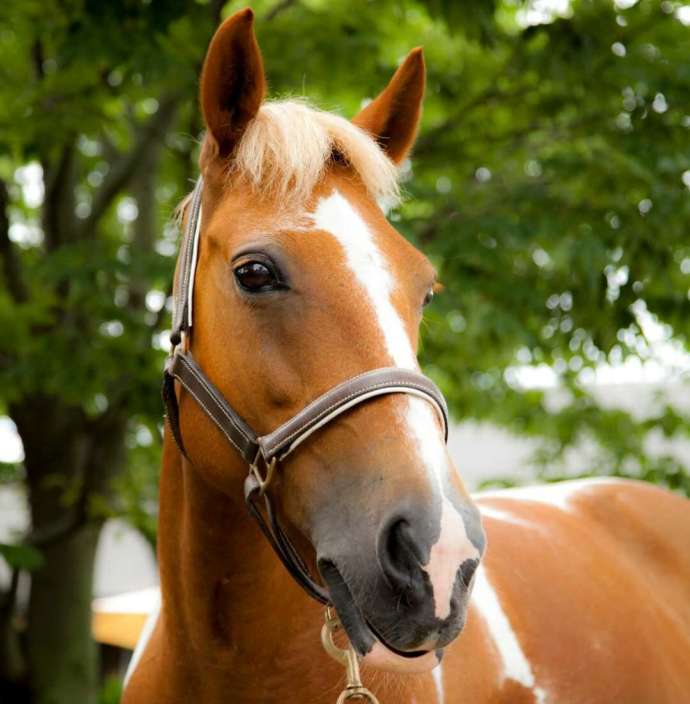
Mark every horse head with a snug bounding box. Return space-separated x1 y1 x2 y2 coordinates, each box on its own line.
175 8 485 674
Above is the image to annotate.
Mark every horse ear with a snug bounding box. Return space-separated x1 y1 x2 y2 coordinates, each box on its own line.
352 48 425 165
200 8 266 159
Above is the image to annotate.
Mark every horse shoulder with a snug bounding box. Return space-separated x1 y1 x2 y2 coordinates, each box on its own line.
434 479 690 703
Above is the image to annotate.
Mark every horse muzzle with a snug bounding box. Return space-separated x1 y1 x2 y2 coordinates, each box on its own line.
317 499 485 673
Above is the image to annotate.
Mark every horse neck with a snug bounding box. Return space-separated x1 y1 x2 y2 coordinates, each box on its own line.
156 434 338 700
155 436 462 703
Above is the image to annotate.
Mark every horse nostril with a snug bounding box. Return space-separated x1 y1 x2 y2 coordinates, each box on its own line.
459 558 479 588
378 517 426 597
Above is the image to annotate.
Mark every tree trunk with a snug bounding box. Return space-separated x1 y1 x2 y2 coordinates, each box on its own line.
26 523 102 704
10 396 128 704
0 568 28 702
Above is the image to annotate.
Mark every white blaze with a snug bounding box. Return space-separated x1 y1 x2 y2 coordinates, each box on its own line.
472 566 547 702
311 190 416 369
311 190 475 620
405 397 479 619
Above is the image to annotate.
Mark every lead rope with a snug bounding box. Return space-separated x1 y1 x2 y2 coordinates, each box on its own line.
321 608 380 703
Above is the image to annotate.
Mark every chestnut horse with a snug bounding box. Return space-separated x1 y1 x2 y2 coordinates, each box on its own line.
123 9 690 703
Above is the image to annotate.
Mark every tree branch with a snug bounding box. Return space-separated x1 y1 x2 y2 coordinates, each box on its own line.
0 567 19 614
32 36 81 253
128 126 166 312
0 179 27 303
41 141 79 252
78 93 180 239
264 0 298 22
210 0 225 26
0 565 25 683
24 405 127 549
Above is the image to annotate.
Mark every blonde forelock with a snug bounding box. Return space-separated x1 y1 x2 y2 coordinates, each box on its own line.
228 100 400 206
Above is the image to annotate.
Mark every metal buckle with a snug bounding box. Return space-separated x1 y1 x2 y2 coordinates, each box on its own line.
249 449 277 496
321 608 380 704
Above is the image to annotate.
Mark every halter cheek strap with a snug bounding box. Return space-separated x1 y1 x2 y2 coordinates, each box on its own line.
163 178 450 606
170 177 203 347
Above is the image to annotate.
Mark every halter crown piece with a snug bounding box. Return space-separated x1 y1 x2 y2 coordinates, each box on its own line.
162 177 450 645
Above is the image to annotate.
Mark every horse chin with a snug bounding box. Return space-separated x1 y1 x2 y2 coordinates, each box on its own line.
319 560 443 673
361 641 440 674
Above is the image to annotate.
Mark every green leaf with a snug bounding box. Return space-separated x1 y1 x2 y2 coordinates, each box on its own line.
0 542 44 571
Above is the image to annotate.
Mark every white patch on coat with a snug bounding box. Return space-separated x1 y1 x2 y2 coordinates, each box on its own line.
311 190 474 620
431 662 445 704
476 477 628 512
478 504 533 527
123 589 161 686
472 566 547 703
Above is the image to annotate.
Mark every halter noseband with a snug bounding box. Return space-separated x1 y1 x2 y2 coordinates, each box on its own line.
163 178 450 605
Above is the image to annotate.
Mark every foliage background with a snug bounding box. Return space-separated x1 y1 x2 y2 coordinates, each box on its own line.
1 0 689 702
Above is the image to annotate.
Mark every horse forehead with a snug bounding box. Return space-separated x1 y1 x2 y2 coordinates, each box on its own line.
295 188 406 298
307 188 419 367
309 190 387 254
309 185 401 240
305 187 415 285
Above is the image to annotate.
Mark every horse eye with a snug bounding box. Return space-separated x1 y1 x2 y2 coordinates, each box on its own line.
234 261 279 293
423 289 434 307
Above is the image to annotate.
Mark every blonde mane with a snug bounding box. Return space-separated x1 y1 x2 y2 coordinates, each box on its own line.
230 100 401 205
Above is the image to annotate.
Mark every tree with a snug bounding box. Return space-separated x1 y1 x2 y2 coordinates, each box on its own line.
0 1 222 701
1 1 688 702
411 0 690 493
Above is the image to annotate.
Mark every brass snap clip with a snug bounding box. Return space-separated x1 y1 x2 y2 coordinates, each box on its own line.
321 607 380 704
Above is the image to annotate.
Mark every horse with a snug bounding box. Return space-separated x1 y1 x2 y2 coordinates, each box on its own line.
122 9 690 703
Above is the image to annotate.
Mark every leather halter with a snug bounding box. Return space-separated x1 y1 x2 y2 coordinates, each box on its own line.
163 177 450 605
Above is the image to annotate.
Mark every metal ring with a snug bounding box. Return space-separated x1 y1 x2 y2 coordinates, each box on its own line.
249 452 277 495
336 688 380 703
